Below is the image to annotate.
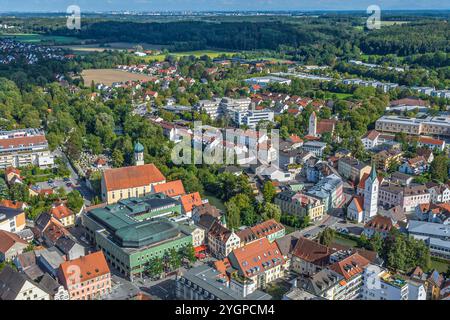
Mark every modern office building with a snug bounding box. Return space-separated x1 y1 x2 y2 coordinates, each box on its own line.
233 109 275 128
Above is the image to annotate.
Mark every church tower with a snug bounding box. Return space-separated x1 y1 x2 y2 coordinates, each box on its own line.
308 111 317 137
363 163 379 222
134 141 144 166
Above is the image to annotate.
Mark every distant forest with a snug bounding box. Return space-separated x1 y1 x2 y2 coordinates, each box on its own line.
52 19 448 54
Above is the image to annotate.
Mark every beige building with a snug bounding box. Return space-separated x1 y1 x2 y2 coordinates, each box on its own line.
227 238 285 289
372 149 403 171
337 157 371 184
207 221 241 259
101 163 166 204
191 227 205 247
0 129 54 169
375 115 450 136
275 191 325 222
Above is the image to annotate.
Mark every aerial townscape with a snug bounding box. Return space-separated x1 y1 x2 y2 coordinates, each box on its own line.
0 3 449 304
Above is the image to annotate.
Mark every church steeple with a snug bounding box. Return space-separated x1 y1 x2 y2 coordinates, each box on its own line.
134 141 144 166
369 162 377 182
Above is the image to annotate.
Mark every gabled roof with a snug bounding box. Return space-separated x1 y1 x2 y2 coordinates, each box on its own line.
180 192 202 213
362 130 380 141
229 238 284 277
102 163 166 192
350 196 364 214
364 215 397 233
50 203 73 220
0 230 27 254
59 251 110 285
153 180 185 198
0 266 29 300
329 252 370 280
249 219 284 239
292 237 332 265
208 221 233 243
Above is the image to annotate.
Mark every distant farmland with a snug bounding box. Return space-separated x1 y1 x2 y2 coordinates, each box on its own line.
81 69 154 86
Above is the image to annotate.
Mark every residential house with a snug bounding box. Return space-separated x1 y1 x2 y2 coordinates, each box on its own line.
0 202 26 233
237 219 286 246
275 191 325 222
226 238 285 289
0 266 50 300
291 237 332 275
363 215 398 238
49 202 75 228
426 182 450 204
361 130 381 150
338 157 371 184
55 236 85 260
180 192 203 217
58 251 111 300
329 252 371 300
399 156 429 175
293 269 344 300
0 230 28 262
372 148 403 171
417 136 445 152
207 221 241 259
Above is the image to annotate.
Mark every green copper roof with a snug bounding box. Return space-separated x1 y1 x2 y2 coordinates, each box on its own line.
115 219 180 248
369 162 377 181
134 141 144 153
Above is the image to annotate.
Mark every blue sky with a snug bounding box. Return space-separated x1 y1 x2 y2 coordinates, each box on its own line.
0 0 448 12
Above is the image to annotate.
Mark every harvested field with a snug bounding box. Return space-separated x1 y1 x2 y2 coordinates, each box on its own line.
81 69 154 86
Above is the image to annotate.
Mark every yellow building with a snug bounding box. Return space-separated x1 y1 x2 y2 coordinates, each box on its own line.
50 203 75 228
372 149 403 171
101 163 166 204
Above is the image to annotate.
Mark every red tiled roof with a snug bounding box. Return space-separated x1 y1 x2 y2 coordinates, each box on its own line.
180 192 202 213
0 135 47 150
153 180 185 198
5 167 21 176
329 252 370 280
363 130 380 141
249 219 284 239
50 203 74 220
418 136 444 146
364 215 397 232
0 230 27 253
0 199 24 209
288 134 303 144
230 238 284 277
352 196 364 213
292 237 332 265
390 98 427 107
59 251 110 285
103 164 166 192
317 119 337 135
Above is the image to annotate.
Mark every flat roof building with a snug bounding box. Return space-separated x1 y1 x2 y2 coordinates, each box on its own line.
82 194 193 280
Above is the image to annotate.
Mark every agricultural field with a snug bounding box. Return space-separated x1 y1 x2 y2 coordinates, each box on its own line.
81 69 155 86
0 33 79 44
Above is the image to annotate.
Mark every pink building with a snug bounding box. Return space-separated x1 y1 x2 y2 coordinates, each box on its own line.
58 251 111 300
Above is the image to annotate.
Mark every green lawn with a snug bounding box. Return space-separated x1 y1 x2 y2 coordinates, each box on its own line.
283 224 296 234
430 258 450 273
204 193 226 212
332 234 358 248
0 33 79 44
